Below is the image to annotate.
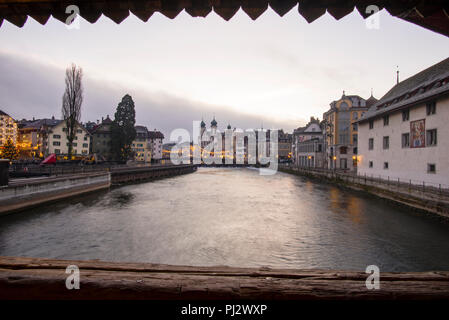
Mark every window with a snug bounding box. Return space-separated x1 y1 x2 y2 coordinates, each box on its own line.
340 146 347 154
427 163 436 174
353 147 357 154
352 123 358 131
53 134 61 139
369 161 373 168
82 150 88 155
53 141 60 146
77 129 82 133
426 129 437 146
369 120 373 129
383 115 389 126
352 112 358 120
383 136 389 149
368 138 374 150
84 136 88 141
402 109 409 121
83 143 88 148
402 133 410 148
55 149 60 154
62 128 67 132
352 134 358 145
426 101 436 115
384 162 389 169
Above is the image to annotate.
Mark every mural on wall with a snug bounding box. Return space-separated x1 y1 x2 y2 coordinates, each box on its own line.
410 119 426 148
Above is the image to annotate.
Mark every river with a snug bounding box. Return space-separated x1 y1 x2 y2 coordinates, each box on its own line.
1 167 448 272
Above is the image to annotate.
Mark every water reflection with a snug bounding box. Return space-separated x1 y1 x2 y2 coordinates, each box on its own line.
0 167 448 272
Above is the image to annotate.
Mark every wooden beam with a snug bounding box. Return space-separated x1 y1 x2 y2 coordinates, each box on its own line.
1 256 449 300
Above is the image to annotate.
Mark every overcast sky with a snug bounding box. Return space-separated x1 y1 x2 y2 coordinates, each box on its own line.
0 6 448 137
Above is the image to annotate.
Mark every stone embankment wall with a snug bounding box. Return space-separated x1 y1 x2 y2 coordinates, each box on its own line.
0 172 111 215
279 166 449 220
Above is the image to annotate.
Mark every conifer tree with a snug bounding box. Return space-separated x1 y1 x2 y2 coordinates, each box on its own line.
111 94 137 161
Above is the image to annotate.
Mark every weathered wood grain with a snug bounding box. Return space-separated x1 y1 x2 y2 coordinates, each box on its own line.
0 256 448 300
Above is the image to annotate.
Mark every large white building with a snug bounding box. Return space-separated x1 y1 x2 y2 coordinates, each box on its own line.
358 57 449 186
46 120 91 156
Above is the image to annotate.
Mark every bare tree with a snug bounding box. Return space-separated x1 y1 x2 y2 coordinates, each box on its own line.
62 63 83 159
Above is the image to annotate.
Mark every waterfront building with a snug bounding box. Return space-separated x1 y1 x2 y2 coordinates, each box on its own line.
91 115 114 161
323 93 377 171
17 118 42 159
132 125 152 163
0 110 18 146
278 130 292 162
162 142 176 160
46 119 91 156
358 57 449 186
292 117 325 168
148 129 164 162
16 117 61 158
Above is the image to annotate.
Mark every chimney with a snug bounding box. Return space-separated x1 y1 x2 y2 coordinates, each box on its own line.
102 116 104 122
97 119 99 124
52 115 55 120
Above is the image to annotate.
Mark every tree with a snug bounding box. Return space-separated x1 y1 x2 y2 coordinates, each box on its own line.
62 63 83 159
0 138 19 161
111 94 137 161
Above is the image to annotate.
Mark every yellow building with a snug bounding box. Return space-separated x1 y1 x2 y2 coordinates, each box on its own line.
0 110 18 146
323 92 377 171
132 125 152 163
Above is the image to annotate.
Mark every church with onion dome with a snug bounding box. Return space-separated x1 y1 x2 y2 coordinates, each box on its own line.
198 116 243 164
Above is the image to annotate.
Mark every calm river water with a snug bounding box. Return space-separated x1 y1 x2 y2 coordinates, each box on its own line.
1 167 448 271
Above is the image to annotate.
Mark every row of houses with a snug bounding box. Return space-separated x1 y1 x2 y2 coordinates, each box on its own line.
292 56 449 186
0 113 164 163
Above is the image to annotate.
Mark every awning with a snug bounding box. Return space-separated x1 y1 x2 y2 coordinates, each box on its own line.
0 1 448 37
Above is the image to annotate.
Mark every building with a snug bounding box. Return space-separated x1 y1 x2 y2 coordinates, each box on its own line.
162 142 176 160
358 57 449 185
292 117 325 168
132 125 152 163
323 92 377 171
91 115 114 160
148 129 164 162
46 120 91 156
0 110 18 146
17 118 43 159
278 130 292 162
15 117 61 158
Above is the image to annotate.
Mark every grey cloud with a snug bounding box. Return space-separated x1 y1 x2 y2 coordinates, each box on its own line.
0 51 304 138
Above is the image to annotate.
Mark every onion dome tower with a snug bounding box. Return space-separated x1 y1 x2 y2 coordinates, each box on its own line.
211 116 217 128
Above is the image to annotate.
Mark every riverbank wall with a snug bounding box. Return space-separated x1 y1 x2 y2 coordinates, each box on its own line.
279 166 449 220
0 172 111 216
111 164 196 184
0 256 448 300
0 164 197 216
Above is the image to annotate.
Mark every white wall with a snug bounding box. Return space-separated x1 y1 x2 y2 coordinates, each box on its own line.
151 138 163 159
358 95 449 186
47 122 90 156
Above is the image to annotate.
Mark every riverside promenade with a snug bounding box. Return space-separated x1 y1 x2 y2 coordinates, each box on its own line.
0 163 197 215
279 165 449 220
